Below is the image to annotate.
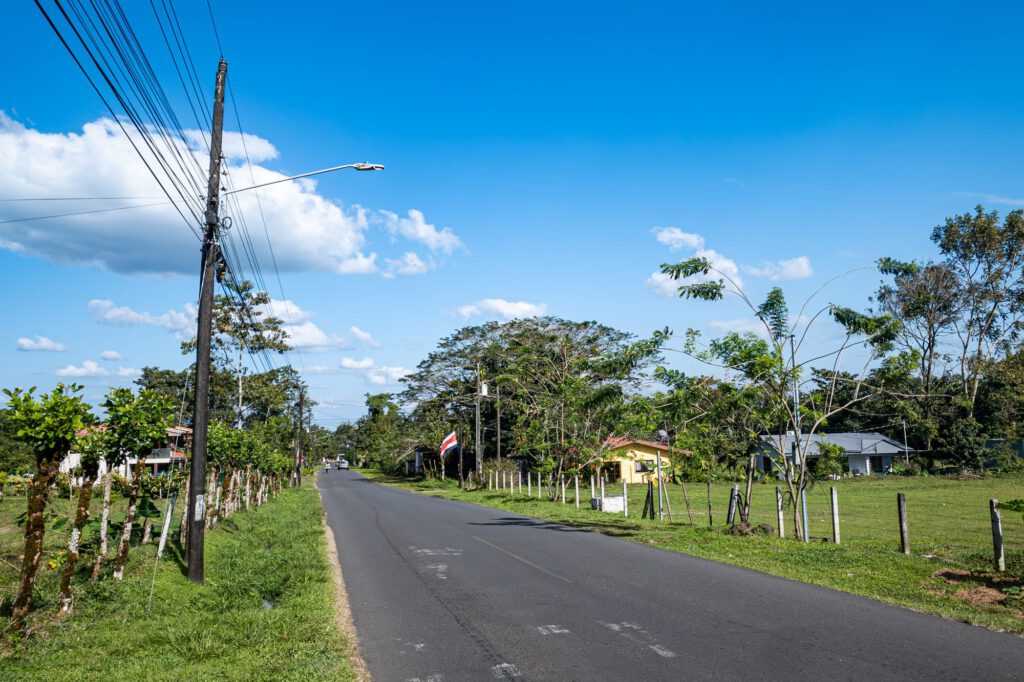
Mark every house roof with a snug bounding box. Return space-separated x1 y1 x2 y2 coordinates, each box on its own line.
605 437 669 452
759 432 906 456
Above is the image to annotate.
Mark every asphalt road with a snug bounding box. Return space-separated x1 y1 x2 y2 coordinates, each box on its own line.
319 471 1024 681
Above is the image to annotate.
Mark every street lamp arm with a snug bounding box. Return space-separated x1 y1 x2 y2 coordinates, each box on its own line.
224 162 384 195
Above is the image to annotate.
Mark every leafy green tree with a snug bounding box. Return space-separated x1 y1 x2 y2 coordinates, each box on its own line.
104 388 173 581
0 408 35 474
181 280 290 426
58 428 110 613
661 258 899 539
4 383 91 630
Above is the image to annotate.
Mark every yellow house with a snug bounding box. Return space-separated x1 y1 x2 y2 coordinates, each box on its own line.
595 438 671 484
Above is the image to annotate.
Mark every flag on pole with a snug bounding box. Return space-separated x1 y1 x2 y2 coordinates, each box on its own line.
439 430 458 457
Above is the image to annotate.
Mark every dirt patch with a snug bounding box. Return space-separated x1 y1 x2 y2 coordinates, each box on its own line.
955 586 1008 606
320 494 371 682
932 568 1022 590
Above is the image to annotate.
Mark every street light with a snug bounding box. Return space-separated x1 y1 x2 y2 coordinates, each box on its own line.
224 162 385 195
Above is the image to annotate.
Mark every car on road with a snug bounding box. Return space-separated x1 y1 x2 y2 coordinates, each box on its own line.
337 458 349 470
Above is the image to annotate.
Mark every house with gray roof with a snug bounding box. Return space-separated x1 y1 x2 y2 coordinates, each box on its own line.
756 432 908 476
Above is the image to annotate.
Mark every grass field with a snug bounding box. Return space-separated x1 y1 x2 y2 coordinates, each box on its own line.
366 471 1024 634
1 484 354 681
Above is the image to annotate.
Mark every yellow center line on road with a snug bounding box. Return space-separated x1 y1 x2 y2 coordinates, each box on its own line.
471 535 574 584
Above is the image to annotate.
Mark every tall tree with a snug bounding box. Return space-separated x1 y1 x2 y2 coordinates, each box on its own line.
4 383 91 630
182 280 289 427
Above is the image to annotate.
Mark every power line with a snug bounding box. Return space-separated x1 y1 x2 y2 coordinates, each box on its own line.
0 200 173 224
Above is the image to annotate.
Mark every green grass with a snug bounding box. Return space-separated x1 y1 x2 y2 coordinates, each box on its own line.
365 470 1024 634
0 485 353 681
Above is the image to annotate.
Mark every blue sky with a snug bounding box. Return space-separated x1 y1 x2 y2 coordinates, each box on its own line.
2 1 1023 426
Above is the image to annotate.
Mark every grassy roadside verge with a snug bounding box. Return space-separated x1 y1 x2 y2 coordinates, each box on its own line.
2 484 353 681
363 470 1024 634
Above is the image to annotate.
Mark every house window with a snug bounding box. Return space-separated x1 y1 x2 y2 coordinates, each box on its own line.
635 460 655 473
869 455 884 474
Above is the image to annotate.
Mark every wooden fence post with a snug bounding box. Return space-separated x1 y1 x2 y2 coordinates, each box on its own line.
537 472 542 499
706 480 713 527
830 486 840 544
776 486 785 538
897 492 910 555
990 499 1005 572
726 484 739 525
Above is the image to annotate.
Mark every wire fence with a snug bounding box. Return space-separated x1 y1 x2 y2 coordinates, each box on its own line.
478 471 1024 570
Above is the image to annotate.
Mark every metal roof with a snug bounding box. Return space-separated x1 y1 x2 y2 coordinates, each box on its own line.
758 432 906 456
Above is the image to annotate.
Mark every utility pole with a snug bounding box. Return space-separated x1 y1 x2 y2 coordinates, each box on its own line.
294 388 304 486
187 58 227 585
496 383 501 460
475 363 482 475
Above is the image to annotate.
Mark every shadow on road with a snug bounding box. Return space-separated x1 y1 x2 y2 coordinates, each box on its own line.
468 515 642 538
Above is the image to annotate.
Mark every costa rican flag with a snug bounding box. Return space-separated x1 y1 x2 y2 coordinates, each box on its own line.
439 431 458 456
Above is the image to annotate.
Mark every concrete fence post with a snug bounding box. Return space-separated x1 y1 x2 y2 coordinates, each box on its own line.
726 484 739 525
623 481 628 518
561 475 566 504
990 499 1006 572
574 476 579 508
897 492 910 555
830 486 840 544
776 486 785 538
518 471 523 494
600 477 605 502
591 475 595 499
527 473 532 497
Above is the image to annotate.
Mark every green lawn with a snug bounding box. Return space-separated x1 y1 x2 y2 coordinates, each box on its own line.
1 484 353 681
366 470 1024 634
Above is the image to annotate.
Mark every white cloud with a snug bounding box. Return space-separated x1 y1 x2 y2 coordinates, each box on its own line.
457 298 547 320
646 271 679 298
367 366 411 385
17 336 66 352
350 326 382 348
258 299 316 324
56 360 107 377
652 227 705 251
383 251 430 278
183 129 278 163
116 366 140 377
698 248 743 287
743 256 813 281
340 357 375 370
100 350 122 361
0 113 455 277
380 209 463 254
302 365 338 375
88 299 195 335
283 321 347 351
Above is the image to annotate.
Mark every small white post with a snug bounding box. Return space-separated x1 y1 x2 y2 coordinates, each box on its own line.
561 475 566 504
528 473 532 497
600 477 605 502
591 475 595 499
518 471 523 494
830 486 840 544
623 481 628 518
501 471 505 492
537 472 541 499
574 476 580 508
776 486 785 538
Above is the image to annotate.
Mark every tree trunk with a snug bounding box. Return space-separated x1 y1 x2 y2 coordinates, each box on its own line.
178 475 190 546
112 457 147 581
91 470 114 581
740 455 756 524
218 466 232 521
58 466 98 614
12 455 60 629
141 521 153 545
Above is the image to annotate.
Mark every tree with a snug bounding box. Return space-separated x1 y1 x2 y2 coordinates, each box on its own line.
661 258 898 539
931 205 1024 416
58 427 109 613
4 383 91 630
875 258 959 449
181 280 290 427
104 388 173 581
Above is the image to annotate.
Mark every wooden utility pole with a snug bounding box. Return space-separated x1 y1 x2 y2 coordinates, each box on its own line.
475 364 482 475
187 58 227 585
294 388 304 486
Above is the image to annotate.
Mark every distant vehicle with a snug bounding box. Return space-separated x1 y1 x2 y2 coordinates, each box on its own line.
337 458 350 470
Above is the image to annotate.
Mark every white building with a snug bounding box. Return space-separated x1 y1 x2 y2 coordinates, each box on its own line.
756 432 908 476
